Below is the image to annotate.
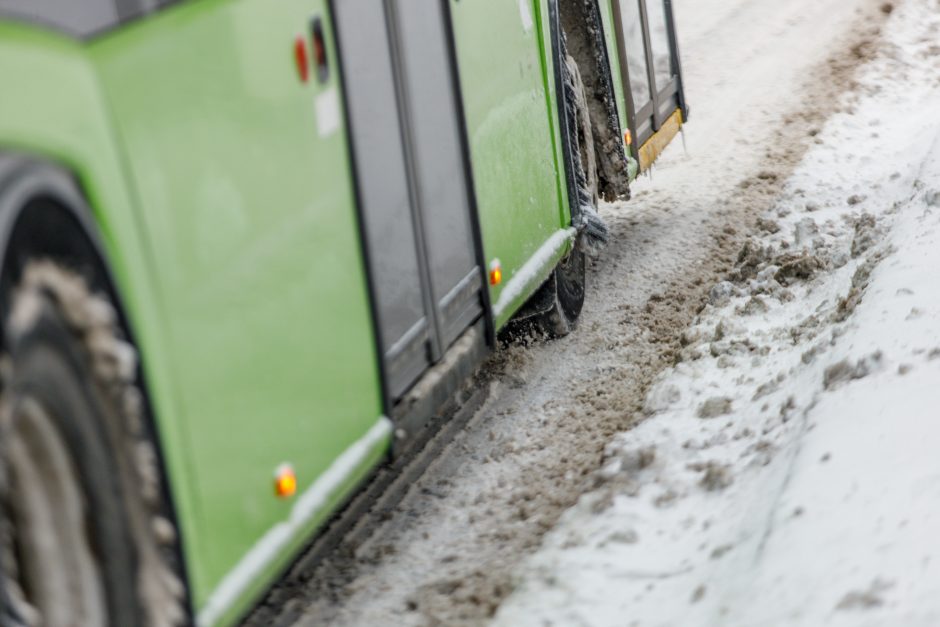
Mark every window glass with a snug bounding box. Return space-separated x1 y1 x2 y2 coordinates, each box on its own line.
618 0 651 110
645 0 674 94
0 0 123 37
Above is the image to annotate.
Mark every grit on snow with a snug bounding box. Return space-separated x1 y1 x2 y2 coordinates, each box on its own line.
493 2 940 626
248 0 936 625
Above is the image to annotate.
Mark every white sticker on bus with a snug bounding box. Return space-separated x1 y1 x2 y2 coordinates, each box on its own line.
315 87 340 138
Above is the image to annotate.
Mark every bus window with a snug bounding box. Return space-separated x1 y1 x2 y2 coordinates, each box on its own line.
645 0 674 96
618 0 651 111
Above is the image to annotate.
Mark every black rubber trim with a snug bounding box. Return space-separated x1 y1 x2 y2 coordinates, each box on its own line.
0 161 99 272
440 0 495 348
326 1 393 415
548 0 583 226
664 0 690 122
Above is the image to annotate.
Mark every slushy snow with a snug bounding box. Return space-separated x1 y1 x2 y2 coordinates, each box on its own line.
492 2 940 626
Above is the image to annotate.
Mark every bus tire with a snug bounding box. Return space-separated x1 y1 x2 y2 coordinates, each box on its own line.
0 261 187 627
530 34 594 338
537 243 586 338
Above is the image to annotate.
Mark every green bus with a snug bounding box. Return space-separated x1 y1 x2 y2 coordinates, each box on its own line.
0 0 687 625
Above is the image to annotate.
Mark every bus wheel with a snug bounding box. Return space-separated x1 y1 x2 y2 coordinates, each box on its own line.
529 37 596 338
537 242 586 338
0 261 187 627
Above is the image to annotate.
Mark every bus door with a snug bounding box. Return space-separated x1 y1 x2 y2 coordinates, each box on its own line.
610 0 688 171
331 0 486 402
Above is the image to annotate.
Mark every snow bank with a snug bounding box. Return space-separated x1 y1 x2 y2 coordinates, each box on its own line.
492 2 940 626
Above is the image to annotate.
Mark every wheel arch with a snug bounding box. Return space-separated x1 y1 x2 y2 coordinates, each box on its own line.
0 155 115 317
0 151 194 618
555 0 632 202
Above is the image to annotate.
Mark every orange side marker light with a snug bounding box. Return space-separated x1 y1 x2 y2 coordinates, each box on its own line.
489 259 502 286
274 463 297 499
623 128 633 146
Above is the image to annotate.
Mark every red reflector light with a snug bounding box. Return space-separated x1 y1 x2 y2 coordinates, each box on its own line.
311 17 330 84
294 37 309 83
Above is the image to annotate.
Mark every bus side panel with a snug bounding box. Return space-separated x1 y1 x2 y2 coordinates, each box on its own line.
449 0 571 329
90 0 386 612
0 20 207 614
599 0 629 133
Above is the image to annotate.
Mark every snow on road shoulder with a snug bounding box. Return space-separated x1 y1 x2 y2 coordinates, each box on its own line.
492 3 940 626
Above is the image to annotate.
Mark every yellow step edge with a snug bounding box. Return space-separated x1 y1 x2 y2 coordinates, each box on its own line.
638 109 683 172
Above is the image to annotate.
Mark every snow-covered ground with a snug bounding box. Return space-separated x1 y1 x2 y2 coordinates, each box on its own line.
493 2 940 626
251 0 927 624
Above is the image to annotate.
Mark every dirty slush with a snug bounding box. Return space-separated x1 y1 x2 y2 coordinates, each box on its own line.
245 0 894 625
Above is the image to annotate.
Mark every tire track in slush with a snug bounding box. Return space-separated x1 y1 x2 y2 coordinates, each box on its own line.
244 1 892 625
